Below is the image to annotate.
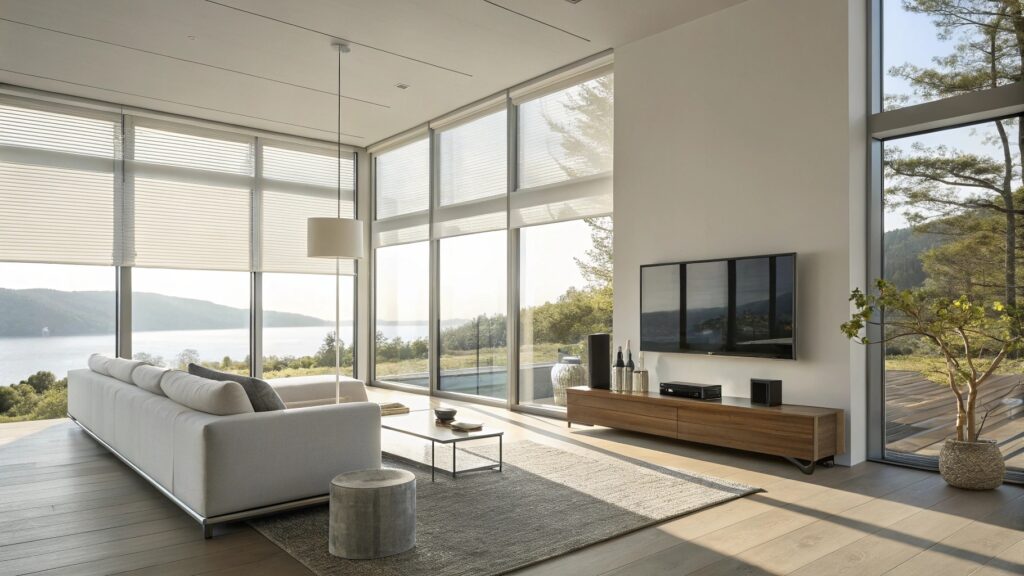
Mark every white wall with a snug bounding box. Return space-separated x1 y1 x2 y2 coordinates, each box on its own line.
613 0 867 464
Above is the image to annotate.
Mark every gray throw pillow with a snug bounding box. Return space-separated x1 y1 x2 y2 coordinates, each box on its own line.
187 363 286 412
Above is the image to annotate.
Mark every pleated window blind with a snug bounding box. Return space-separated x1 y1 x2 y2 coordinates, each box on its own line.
373 137 429 247
127 119 254 271
0 98 120 266
261 143 355 275
514 72 613 228
434 108 507 239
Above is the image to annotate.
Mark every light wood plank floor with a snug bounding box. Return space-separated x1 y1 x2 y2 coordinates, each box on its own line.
0 387 1021 576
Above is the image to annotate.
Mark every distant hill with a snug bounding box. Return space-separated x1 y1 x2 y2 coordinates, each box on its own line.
883 227 948 289
0 289 329 338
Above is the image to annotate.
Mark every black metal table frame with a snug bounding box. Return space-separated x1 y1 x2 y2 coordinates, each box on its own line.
381 422 504 482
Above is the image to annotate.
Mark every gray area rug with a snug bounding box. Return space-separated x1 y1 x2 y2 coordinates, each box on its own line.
249 440 759 576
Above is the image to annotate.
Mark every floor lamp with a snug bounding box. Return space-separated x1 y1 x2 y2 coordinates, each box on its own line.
307 40 364 404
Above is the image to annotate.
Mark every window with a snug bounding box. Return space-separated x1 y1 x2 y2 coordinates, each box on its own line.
263 273 354 379
0 98 119 266
132 268 251 372
519 219 612 408
0 98 119 423
873 1 1023 480
0 263 114 422
882 0 1022 111
518 74 613 189
375 138 429 220
439 231 507 399
375 242 429 387
438 109 506 206
882 118 1023 475
0 94 363 423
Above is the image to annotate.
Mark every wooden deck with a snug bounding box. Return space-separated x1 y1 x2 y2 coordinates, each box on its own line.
886 370 1024 469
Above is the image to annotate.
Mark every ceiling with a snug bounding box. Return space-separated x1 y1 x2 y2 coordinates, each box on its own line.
0 0 744 147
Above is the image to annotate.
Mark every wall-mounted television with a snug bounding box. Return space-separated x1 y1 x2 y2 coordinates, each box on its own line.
640 253 796 359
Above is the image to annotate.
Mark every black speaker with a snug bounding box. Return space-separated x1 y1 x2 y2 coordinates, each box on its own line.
751 379 782 406
587 333 611 389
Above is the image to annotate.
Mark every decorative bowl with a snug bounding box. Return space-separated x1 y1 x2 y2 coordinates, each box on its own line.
434 408 457 422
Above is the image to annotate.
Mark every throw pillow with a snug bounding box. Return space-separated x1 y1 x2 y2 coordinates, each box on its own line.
160 371 254 416
187 363 286 412
107 358 145 384
133 364 169 395
88 353 112 376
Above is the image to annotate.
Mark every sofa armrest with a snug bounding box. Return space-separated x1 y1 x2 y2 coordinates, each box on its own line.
173 401 382 518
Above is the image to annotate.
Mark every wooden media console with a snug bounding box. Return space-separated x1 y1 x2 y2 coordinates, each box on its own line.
566 386 845 473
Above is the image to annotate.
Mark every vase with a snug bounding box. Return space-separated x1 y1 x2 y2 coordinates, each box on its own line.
550 356 585 406
938 439 1004 490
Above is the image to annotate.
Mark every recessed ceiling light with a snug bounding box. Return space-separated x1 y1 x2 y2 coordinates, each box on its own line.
187 35 197 40
395 83 410 90
565 0 583 4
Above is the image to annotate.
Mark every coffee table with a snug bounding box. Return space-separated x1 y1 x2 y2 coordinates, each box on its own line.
381 411 503 482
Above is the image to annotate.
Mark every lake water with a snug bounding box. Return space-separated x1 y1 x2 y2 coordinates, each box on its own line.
0 323 428 385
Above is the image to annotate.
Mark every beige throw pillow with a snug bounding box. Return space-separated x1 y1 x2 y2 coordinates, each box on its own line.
133 364 170 395
160 371 254 416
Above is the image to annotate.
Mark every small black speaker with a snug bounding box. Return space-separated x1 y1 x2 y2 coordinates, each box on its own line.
751 379 782 406
587 333 611 389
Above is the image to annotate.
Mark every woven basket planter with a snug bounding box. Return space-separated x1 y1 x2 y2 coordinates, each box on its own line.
938 439 1004 490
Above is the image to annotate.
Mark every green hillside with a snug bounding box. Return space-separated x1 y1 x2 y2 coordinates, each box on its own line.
0 289 329 338
883 227 947 290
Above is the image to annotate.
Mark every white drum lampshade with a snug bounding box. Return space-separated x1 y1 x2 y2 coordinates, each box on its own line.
307 218 364 259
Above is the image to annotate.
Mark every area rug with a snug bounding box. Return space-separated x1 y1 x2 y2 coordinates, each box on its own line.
249 440 759 576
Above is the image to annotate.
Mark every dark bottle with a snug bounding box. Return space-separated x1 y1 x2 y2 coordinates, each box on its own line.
625 340 635 372
613 346 625 391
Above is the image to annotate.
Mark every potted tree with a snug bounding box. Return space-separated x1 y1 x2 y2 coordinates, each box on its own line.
842 280 1020 489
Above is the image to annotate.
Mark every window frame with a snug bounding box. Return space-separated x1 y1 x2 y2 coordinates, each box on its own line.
866 0 1024 481
368 51 614 417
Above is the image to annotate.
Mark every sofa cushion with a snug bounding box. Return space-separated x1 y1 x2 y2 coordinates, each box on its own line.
161 371 254 416
88 353 112 376
188 363 286 412
133 364 169 395
107 358 145 384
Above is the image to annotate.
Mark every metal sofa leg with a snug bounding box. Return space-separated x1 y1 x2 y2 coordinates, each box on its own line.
203 524 214 539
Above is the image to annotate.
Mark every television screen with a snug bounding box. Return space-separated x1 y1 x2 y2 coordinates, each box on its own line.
640 253 796 359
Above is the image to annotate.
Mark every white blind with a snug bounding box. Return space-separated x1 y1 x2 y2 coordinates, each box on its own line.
131 177 251 270
515 72 613 226
438 109 506 206
0 98 120 265
431 108 508 239
128 121 254 271
261 143 355 275
133 122 253 176
376 138 428 219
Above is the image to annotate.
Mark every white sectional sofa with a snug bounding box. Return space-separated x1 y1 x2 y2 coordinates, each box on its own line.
67 362 381 537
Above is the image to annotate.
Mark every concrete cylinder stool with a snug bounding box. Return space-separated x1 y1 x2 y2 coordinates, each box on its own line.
329 468 416 559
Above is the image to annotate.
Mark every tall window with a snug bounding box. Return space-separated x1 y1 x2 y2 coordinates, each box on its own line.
439 231 507 399
0 98 119 423
519 219 612 408
260 142 356 379
874 1 1023 479
515 69 614 408
128 121 254 373
375 242 430 386
373 135 432 387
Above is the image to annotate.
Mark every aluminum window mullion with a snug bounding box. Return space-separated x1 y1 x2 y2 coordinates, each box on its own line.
429 127 440 396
